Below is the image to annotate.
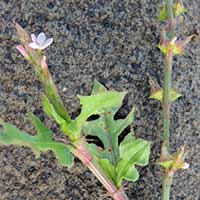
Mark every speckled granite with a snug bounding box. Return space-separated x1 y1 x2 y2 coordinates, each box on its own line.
0 0 199 199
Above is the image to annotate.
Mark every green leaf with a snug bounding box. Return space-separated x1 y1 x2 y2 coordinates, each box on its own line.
158 5 167 21
0 115 74 167
70 82 127 139
158 43 183 55
116 136 150 187
158 3 187 21
77 91 127 126
92 80 107 94
149 88 181 102
123 165 139 182
158 160 173 169
42 95 72 137
42 81 128 142
82 107 134 166
99 159 116 184
174 2 187 17
81 81 150 187
42 94 66 124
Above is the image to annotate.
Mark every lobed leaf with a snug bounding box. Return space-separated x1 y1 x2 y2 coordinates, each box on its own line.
116 134 151 187
70 82 127 139
82 81 150 187
0 114 73 167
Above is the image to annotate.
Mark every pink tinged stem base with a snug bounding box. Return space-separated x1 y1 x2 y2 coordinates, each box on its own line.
112 189 129 200
74 142 128 200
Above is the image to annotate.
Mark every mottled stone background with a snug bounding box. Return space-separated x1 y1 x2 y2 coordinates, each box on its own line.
0 0 199 199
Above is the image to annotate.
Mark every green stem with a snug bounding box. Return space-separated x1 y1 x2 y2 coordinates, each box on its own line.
163 50 173 146
34 57 72 123
162 175 173 200
161 1 175 200
162 49 173 200
166 0 174 39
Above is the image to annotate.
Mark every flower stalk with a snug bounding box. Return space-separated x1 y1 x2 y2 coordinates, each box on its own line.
166 0 174 39
161 1 175 199
162 49 173 146
162 175 173 200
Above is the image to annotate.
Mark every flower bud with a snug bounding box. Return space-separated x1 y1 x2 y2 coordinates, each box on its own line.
16 45 30 61
41 56 50 79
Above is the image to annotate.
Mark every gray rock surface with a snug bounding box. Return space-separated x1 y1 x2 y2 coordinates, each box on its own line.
0 0 199 199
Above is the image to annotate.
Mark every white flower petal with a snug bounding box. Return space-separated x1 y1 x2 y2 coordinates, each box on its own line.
182 163 190 169
37 32 46 45
41 38 53 49
29 42 40 49
31 34 37 44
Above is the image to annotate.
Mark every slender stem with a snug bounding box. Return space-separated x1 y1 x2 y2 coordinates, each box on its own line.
166 0 174 39
162 50 173 146
161 1 175 200
162 48 173 200
162 175 173 200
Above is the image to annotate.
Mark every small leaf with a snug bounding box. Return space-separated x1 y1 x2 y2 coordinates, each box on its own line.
171 89 182 102
174 2 187 17
158 5 167 21
157 44 168 54
149 88 181 102
0 115 74 167
158 160 173 169
158 42 183 55
158 3 187 22
42 95 72 137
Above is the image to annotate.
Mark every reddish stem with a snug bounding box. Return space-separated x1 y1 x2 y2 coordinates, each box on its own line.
73 141 128 200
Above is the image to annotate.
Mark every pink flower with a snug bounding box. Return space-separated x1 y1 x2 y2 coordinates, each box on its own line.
29 32 53 50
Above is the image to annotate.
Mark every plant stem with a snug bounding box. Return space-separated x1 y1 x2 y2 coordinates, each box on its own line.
163 49 173 146
73 141 128 200
162 1 175 200
162 175 173 200
166 0 174 39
